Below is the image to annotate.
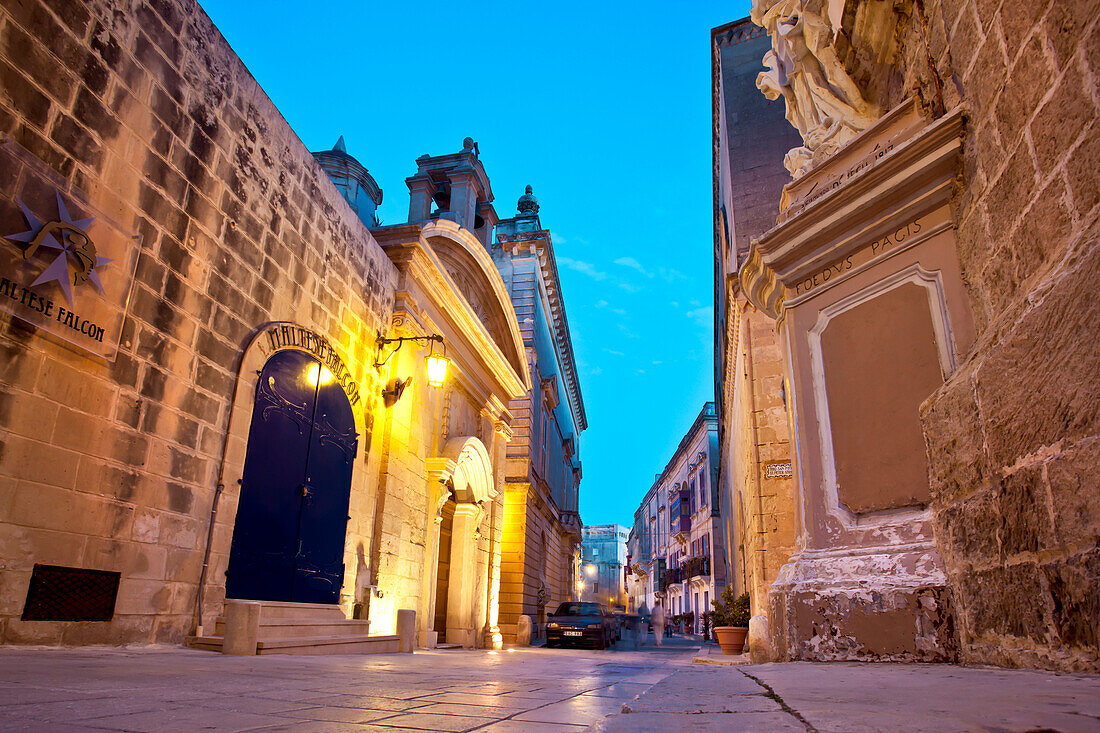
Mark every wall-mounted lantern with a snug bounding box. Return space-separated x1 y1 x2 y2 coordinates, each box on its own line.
375 332 450 406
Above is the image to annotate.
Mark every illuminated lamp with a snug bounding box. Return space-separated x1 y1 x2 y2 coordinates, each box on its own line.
374 332 449 405
306 362 335 386
425 338 449 387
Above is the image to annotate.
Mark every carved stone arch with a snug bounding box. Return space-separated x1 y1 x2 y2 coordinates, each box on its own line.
437 436 495 505
199 321 371 628
425 435 496 648
420 220 526 378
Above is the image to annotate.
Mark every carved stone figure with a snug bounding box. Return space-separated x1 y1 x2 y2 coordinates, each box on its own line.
752 0 880 177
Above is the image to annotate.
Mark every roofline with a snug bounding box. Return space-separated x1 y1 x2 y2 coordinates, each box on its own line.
640 402 718 506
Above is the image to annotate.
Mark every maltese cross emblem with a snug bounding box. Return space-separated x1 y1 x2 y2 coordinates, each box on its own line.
4 191 112 305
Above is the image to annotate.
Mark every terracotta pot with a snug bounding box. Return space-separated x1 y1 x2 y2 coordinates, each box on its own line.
713 625 748 655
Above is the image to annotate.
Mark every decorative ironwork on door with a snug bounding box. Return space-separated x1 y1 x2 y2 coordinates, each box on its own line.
226 349 358 604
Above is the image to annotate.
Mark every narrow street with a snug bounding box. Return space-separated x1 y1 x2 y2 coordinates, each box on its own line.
1 640 1098 732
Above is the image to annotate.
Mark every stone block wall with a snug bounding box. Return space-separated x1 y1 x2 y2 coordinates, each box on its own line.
841 0 1099 669
714 18 800 637
726 298 797 617
0 0 396 644
498 481 574 643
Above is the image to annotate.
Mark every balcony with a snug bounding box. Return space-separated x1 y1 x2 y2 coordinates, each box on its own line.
682 555 711 580
660 566 683 591
671 514 691 545
560 511 582 543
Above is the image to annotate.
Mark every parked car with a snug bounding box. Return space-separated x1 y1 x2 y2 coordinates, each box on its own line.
546 602 615 649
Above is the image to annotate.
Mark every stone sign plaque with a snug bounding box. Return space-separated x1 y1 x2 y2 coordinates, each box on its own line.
764 461 793 479
0 139 140 361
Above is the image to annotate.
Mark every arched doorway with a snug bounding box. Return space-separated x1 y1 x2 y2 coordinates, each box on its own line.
226 349 358 604
429 437 495 647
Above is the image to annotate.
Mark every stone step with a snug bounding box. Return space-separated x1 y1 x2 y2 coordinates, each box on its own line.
186 633 400 656
435 642 464 650
224 599 348 621
213 617 371 640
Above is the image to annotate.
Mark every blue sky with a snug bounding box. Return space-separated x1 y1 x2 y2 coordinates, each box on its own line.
199 0 754 527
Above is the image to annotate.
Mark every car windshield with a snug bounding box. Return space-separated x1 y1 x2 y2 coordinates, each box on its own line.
554 602 601 616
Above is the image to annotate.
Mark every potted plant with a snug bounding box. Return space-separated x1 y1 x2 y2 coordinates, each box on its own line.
711 586 750 655
702 610 712 641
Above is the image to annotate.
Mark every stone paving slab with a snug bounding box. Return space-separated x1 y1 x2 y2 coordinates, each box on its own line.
595 660 1100 732
593 711 808 732
5 642 1095 732
748 662 1100 733
0 641 701 731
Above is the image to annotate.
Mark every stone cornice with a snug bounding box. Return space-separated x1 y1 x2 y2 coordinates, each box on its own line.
740 104 966 319
496 231 587 433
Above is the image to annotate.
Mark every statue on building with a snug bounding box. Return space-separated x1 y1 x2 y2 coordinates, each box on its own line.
751 0 880 178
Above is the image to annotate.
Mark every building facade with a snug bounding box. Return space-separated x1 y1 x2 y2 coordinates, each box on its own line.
0 0 549 652
490 187 586 642
711 18 802 661
720 0 1100 671
579 524 627 609
628 403 726 633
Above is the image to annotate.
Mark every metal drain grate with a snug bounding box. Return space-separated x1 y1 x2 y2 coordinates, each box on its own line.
21 564 121 622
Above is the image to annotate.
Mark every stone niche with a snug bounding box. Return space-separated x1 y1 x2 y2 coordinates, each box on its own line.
741 98 974 661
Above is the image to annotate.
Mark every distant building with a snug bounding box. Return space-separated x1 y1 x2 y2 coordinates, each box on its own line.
628 403 725 632
489 185 587 641
580 524 628 608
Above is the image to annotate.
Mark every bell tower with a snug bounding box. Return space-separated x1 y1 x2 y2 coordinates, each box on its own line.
405 137 498 246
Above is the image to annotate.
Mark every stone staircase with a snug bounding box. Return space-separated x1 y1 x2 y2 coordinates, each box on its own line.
186 600 400 655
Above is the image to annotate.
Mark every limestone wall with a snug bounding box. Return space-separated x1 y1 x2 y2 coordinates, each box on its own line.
0 0 397 644
725 298 797 618
839 0 1099 670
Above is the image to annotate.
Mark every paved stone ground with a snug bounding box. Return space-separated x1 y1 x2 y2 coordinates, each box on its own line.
1 639 1098 732
0 638 697 732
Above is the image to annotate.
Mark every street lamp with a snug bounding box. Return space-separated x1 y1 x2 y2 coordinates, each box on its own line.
375 333 451 403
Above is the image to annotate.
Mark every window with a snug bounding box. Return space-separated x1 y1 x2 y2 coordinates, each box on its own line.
592 582 599 594
689 481 697 515
701 534 710 557
592 547 599 557
699 469 707 507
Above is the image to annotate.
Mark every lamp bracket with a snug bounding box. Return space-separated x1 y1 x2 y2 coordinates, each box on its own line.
374 333 445 368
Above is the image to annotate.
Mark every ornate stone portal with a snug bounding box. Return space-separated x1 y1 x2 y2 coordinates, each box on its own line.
741 99 973 660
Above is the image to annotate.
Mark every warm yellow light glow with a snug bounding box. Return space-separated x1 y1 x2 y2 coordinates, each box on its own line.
586 564 596 576
426 354 449 386
306 363 335 386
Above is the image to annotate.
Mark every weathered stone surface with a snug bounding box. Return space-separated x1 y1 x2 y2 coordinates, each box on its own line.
0 0 400 645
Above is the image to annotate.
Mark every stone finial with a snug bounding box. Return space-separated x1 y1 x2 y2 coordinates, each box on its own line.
517 184 539 215
463 137 475 151
333 135 347 153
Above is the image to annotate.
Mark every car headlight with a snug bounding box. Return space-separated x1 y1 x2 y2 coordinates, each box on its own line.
587 623 601 629
547 623 559 629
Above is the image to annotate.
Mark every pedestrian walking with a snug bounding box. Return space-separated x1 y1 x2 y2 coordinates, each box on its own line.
651 601 665 647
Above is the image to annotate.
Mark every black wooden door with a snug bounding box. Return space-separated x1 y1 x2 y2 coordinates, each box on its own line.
226 350 357 604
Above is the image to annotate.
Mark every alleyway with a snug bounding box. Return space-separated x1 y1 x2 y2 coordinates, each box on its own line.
1 640 1098 732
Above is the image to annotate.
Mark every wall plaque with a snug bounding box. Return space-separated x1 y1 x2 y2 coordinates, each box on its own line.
764 461 793 479
0 139 140 361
